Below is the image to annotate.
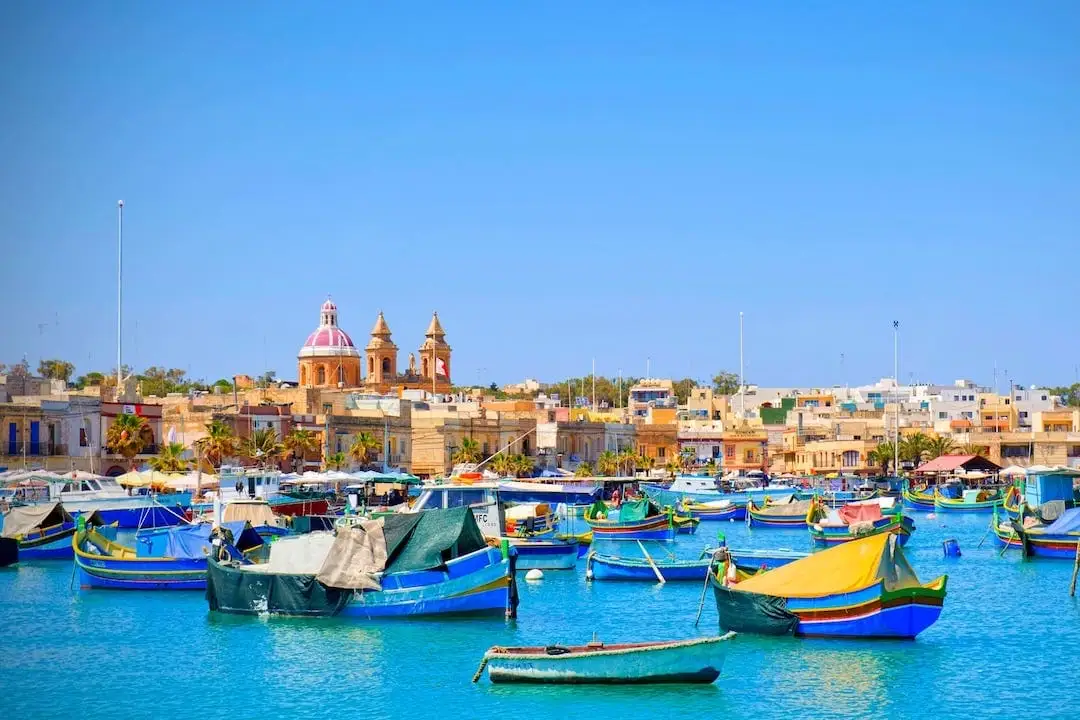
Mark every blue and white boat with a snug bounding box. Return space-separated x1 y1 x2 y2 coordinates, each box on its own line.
643 476 796 509
507 537 579 570
0 502 85 560
54 475 189 528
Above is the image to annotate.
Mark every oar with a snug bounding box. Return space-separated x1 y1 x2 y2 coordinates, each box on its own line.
637 540 665 584
694 551 718 626
1070 540 1080 597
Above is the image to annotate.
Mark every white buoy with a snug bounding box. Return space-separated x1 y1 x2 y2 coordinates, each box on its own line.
926 512 937 520
525 569 544 582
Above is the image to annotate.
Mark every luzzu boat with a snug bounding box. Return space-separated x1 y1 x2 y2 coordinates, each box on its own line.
679 499 745 522
712 532 947 638
933 486 1003 512
0 502 88 560
206 506 517 619
505 537 579 570
1003 468 1079 521
587 545 806 582
746 498 821 528
993 507 1080 559
478 634 735 685
584 499 675 541
642 476 792 509
902 484 937 510
74 520 265 590
808 502 914 547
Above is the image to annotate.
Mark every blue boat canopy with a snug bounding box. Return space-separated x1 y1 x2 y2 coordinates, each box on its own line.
136 522 264 559
1043 508 1080 535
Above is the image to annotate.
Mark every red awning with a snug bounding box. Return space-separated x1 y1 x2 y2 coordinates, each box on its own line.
838 503 883 525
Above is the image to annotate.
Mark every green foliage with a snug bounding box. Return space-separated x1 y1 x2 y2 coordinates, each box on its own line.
925 435 956 460
574 461 594 477
712 371 740 395
671 378 700 405
452 437 482 464
150 442 190 472
538 375 643 409
38 359 75 382
106 413 150 468
1046 383 1080 407
283 428 319 471
325 451 348 471
900 432 933 467
195 420 237 469
596 450 619 476
867 441 896 475
242 428 284 468
349 431 381 467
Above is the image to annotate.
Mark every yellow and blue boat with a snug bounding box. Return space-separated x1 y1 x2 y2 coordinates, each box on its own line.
712 532 947 638
902 483 936 510
584 498 675 541
0 502 86 560
933 486 1003 513
746 498 822 528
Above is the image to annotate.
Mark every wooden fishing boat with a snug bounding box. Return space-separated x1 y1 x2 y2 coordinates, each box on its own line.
746 498 821 528
992 508 1080 559
933 487 1002 512
74 520 265 590
0 502 88 560
673 514 699 534
902 484 936 510
206 507 517 619
504 537 579 570
588 545 807 582
584 499 675 541
818 489 879 508
477 634 735 684
679 499 746 522
712 532 947 639
727 547 808 571
808 502 914 547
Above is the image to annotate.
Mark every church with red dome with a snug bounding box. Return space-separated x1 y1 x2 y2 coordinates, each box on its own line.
297 298 452 394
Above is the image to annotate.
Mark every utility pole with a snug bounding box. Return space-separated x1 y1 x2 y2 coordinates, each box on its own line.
116 200 124 393
893 320 900 477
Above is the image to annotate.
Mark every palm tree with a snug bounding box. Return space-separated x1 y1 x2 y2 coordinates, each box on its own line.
867 441 896 476
960 443 990 458
512 454 535 478
150 442 190 473
617 449 637 476
663 454 683 478
574 461 595 478
489 452 514 477
349 431 381 468
900 432 933 468
242 428 284 469
196 420 237 470
636 454 656 474
106 413 149 469
596 450 619 477
925 435 956 460
452 437 482 464
325 451 348 471
282 427 319 472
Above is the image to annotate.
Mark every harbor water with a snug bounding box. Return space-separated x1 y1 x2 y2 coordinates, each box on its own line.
2 512 1078 720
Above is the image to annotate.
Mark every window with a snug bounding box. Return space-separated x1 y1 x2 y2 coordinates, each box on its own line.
337 366 345 384
953 395 959 401
711 445 720 458
842 450 859 467
744 449 755 463
1019 411 1028 419
938 412 948 419
446 489 486 507
80 428 88 447
316 367 326 384
658 447 666 458
1041 395 1047 401
725 445 735 459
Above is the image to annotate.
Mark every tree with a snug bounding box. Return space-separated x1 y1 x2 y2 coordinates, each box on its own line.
242 428 284 468
38 359 75 383
712 371 740 395
574 461 594 477
663 454 684 478
325 451 348 471
255 371 277 389
106 413 149 469
195 420 237 470
618 449 637 476
672 377 698 405
1046 383 1080 407
512 454 535 478
489 453 514 477
925 435 956 461
452 437 482 464
212 378 234 392
150 442 190 472
283 428 319 472
636 454 656 473
900 432 933 468
349 431 381 468
596 450 619 476
960 443 990 458
867 441 896 475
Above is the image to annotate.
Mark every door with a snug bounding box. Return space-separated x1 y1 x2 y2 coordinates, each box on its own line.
7 423 15 455
30 421 40 455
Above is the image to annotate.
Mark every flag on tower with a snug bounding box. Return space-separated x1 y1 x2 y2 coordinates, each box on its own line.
436 357 448 380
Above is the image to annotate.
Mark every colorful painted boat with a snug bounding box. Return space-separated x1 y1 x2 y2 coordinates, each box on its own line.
643 480 793 509
673 514 699 535
712 532 947 638
74 521 265 590
727 547 808 571
0 502 85 560
746 498 821 528
819 489 879 507
992 508 1080 559
679 500 745 522
902 484 936 510
587 546 713 582
933 488 1002 513
809 513 914 547
206 507 517 619
479 634 734 684
506 537 579 570
584 499 675 541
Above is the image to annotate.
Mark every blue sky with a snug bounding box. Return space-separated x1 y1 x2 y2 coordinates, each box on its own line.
2 2 1077 389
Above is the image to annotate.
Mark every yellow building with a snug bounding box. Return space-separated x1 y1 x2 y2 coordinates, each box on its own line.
721 425 768 472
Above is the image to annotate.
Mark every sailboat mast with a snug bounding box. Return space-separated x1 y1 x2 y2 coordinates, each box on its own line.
116 200 124 392
893 320 900 475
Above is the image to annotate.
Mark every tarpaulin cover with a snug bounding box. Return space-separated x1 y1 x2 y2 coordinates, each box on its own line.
732 533 921 598
713 582 799 635
838 503 883 525
756 499 815 517
383 506 486 574
145 522 262 559
206 558 351 616
617 499 661 523
316 520 386 591
1 502 73 538
939 484 962 499
1043 507 1080 535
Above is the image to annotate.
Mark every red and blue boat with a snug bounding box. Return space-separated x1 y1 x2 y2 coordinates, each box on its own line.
808 502 914 547
993 507 1080 559
712 532 947 638
679 500 745 522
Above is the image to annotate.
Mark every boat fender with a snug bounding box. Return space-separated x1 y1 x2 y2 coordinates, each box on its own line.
525 569 544 582
725 561 737 585
545 645 572 656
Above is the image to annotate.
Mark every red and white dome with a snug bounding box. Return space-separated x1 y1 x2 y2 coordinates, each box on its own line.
298 297 360 358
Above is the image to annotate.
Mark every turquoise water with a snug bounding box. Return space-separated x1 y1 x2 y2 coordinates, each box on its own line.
2 513 1079 720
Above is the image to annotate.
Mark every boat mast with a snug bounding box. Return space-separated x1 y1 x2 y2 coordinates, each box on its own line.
739 311 745 418
893 320 899 477
116 200 124 393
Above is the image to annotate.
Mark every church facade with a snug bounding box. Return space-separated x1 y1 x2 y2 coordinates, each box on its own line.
297 298 452 394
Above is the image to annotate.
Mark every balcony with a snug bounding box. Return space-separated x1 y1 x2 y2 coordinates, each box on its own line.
2 441 68 457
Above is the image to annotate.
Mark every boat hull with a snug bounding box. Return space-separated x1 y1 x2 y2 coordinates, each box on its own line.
643 484 789 508
586 515 676 541
588 553 709 582
809 516 915 547
933 494 1002 513
682 504 746 521
509 539 579 570
484 635 732 684
16 523 76 560
902 487 936 511
993 523 1080 559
